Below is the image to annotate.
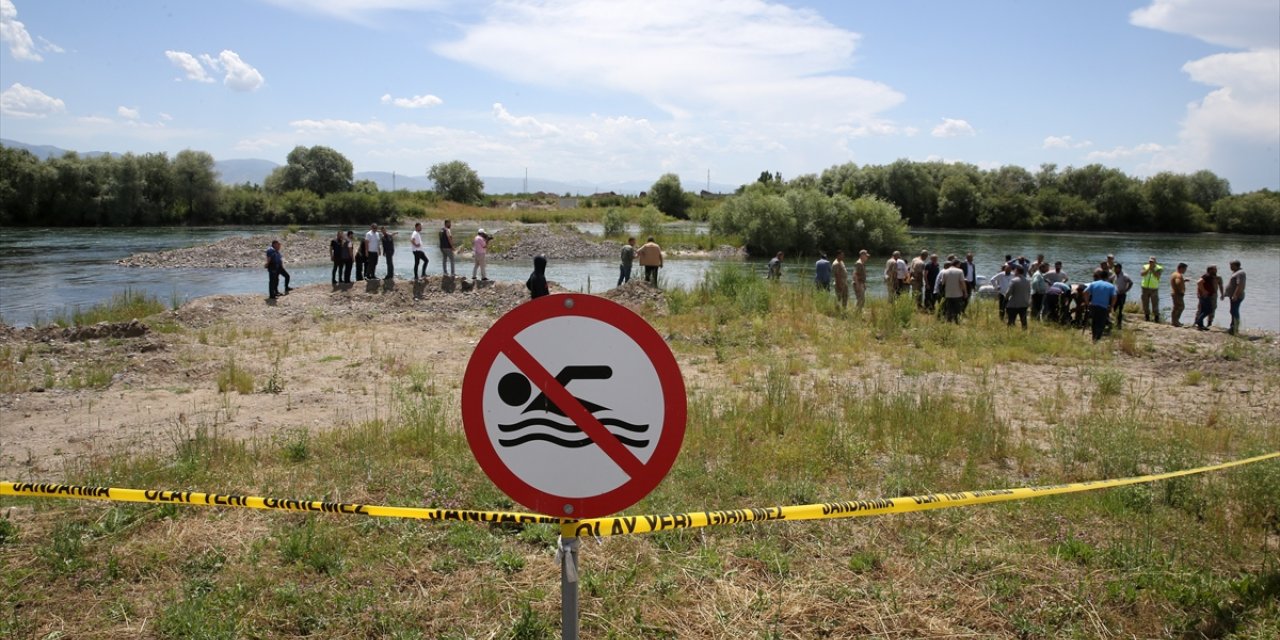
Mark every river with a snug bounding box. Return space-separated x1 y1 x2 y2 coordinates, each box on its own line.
0 226 1274 332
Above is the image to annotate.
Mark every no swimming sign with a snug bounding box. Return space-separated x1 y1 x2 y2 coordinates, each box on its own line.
462 294 687 519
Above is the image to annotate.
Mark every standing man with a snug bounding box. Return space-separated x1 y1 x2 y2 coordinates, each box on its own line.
380 225 396 280
1140 256 1164 322
990 264 1013 321
923 253 941 311
265 239 288 299
1169 262 1188 327
472 228 489 281
411 222 429 280
364 223 380 280
354 230 367 281
814 253 832 290
884 251 900 298
439 219 456 277
637 236 663 286
1083 269 1117 342
895 251 909 297
1224 260 1246 335
1113 264 1133 329
832 251 849 309
330 231 346 285
854 250 869 310
1006 267 1031 329
939 259 967 323
1030 263 1048 320
618 237 636 286
963 252 978 303
1194 265 1223 331
910 250 928 307
342 231 356 283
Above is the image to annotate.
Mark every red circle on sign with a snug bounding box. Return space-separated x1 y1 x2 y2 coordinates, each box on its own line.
462 294 686 519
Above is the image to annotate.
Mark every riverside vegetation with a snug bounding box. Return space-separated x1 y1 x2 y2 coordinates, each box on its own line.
0 268 1278 638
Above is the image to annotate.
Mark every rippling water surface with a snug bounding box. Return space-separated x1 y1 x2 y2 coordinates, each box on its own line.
0 225 1274 332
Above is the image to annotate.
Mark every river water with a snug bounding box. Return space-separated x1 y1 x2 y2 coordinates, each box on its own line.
0 225 1274 331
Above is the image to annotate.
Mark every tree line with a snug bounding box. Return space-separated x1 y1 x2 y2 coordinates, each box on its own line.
804 160 1277 235
0 144 416 227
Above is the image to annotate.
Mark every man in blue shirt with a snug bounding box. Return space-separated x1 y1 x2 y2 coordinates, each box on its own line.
1083 269 1117 342
814 253 832 290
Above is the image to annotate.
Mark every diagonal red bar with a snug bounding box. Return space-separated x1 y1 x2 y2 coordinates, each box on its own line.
499 336 646 479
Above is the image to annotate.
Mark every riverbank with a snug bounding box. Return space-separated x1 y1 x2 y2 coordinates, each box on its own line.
1 273 1277 638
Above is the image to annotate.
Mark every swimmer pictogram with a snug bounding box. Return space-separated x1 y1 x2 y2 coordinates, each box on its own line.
463 294 687 518
496 367 651 449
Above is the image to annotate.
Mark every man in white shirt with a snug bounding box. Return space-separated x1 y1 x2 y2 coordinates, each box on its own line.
989 264 1014 321
411 222 428 280
364 223 380 279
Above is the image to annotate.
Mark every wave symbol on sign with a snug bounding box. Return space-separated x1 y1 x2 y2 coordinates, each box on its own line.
496 367 650 449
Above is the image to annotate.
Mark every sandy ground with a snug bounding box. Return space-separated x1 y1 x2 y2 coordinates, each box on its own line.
1 279 1276 482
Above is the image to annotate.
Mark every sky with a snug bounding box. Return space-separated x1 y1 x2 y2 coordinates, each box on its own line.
1 0 1277 192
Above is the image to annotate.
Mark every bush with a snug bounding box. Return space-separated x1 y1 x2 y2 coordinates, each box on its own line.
602 207 627 237
638 206 663 238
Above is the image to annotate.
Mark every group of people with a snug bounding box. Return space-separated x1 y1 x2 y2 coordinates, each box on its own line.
321 220 497 285
793 249 1249 339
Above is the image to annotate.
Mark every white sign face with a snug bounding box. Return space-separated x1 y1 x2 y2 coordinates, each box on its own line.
462 294 687 518
480 316 664 498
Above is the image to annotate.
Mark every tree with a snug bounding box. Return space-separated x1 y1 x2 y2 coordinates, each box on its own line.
268 145 354 197
1213 190 1280 234
648 173 690 218
172 149 220 223
934 173 983 228
428 160 485 204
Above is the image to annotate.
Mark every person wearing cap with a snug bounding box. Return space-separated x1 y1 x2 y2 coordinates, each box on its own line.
472 228 489 281
1140 256 1164 322
1169 262 1188 327
854 250 869 310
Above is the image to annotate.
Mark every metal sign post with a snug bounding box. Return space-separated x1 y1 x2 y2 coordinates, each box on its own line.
560 534 580 640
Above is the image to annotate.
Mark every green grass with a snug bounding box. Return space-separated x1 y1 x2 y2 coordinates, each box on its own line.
51 288 165 327
2 268 1278 638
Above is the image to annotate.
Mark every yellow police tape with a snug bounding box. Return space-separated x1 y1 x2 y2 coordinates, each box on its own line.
2 451 1276 539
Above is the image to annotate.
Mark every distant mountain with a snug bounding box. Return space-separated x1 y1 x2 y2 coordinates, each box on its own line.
0 138 741 195
215 158 279 186
1 138 120 160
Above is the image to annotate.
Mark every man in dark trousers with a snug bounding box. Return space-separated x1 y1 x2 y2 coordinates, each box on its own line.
266 239 288 299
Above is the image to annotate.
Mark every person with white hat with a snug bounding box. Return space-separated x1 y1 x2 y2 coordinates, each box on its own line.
472 228 489 281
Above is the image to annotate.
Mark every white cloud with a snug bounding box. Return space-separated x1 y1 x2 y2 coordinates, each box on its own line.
380 92 443 108
165 50 214 83
36 34 61 53
435 1 903 129
117 106 141 120
207 50 266 92
931 118 976 138
1131 0 1279 189
0 82 64 117
493 103 562 136
1086 143 1164 160
76 115 113 125
1130 0 1278 50
1043 135 1092 149
166 49 264 91
0 0 40 61
290 118 388 137
262 0 449 25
